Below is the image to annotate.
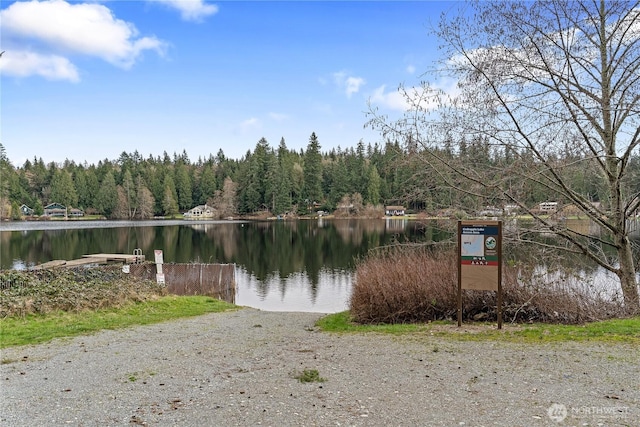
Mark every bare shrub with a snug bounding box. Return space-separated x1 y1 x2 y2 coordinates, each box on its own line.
349 247 627 325
500 264 627 323
350 248 458 324
361 204 384 219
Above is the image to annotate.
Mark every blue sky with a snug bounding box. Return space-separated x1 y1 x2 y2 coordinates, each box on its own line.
1 0 452 166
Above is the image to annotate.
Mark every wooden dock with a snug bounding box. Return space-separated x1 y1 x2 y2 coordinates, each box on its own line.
82 253 144 263
33 253 145 270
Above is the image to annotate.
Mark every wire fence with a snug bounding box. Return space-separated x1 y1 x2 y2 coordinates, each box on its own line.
127 263 236 303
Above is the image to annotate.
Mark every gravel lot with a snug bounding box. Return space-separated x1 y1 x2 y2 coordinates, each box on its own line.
1 308 637 426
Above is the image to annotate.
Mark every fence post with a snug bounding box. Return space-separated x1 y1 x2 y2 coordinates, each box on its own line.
199 264 203 293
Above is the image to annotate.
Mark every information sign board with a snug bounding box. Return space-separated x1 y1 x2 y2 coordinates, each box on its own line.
459 223 500 290
458 220 503 328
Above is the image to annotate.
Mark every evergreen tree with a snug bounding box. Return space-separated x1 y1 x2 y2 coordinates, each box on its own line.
302 132 323 211
244 145 264 212
328 157 349 207
85 168 99 211
10 201 21 220
28 157 50 203
234 156 253 214
162 185 179 216
352 140 367 195
73 169 89 209
95 171 117 217
175 164 193 210
199 165 217 205
366 165 381 205
273 168 290 216
34 199 44 216
243 137 271 212
291 162 304 209
264 150 279 212
276 138 294 211
163 174 178 211
144 167 164 215
0 144 13 219
50 169 78 210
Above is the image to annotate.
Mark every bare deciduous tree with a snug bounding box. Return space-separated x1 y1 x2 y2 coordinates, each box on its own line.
136 176 155 219
368 0 640 310
212 177 238 219
113 186 130 219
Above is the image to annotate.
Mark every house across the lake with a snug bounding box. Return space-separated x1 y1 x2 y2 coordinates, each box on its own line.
385 205 406 216
44 203 66 217
538 202 558 213
20 204 35 216
69 208 84 217
184 204 215 219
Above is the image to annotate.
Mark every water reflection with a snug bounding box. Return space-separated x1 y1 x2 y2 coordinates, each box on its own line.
236 267 352 313
3 218 636 312
1 219 438 312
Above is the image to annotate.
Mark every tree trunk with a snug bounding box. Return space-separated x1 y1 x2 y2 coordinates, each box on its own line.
616 236 639 314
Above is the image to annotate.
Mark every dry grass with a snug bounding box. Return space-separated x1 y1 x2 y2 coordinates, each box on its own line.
349 247 627 325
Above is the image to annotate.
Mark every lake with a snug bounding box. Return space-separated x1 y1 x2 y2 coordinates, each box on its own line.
1 218 445 313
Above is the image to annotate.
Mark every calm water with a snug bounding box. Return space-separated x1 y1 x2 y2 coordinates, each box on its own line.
1 218 444 312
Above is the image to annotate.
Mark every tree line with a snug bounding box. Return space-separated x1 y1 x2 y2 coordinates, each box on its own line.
1 131 635 221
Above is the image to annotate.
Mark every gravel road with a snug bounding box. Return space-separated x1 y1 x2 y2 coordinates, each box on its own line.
1 308 637 426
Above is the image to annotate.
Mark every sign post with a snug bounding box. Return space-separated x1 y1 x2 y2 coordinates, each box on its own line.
458 220 503 329
154 250 165 284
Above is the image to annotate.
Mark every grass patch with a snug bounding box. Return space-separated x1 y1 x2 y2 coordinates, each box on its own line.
293 369 326 383
499 317 640 343
316 311 431 334
317 311 640 344
0 296 237 348
50 215 105 221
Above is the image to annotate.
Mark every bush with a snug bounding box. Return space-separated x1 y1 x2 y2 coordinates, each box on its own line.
350 248 458 324
0 268 167 318
349 247 626 325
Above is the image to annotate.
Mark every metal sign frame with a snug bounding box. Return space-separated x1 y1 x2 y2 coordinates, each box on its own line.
457 220 503 329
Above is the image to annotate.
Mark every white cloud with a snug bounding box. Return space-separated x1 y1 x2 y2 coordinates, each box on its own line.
332 71 366 98
0 0 165 75
0 50 80 82
406 64 416 74
345 76 365 98
370 85 411 111
151 0 218 22
370 78 461 112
